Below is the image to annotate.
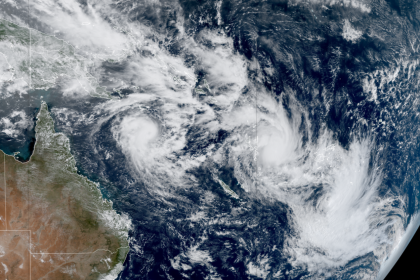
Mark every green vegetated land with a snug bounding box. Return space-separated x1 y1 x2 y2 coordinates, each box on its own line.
0 19 109 98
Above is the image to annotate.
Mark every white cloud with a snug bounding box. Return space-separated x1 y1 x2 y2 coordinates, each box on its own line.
376 213 420 280
209 84 406 273
0 110 32 138
30 0 129 54
342 19 363 43
113 115 159 159
292 0 371 13
0 52 14 82
2 1 404 277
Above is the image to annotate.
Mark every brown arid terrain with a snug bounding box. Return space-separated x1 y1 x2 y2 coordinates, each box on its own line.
0 102 130 279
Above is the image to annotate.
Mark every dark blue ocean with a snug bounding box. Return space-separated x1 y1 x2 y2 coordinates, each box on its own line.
1 0 420 279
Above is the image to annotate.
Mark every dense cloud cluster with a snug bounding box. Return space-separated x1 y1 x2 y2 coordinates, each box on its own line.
1 0 420 279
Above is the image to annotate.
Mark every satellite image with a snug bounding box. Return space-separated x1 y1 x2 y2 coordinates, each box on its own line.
0 0 419 279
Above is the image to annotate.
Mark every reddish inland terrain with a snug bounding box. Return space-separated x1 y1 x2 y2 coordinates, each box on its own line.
0 102 129 279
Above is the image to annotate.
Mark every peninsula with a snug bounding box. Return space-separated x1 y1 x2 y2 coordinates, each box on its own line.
0 102 130 279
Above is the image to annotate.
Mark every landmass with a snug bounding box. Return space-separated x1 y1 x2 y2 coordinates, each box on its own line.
218 179 239 199
0 102 130 279
0 18 109 98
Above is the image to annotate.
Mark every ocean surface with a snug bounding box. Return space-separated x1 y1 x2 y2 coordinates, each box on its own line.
1 0 420 279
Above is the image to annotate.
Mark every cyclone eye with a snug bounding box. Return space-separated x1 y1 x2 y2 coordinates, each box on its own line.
115 115 159 153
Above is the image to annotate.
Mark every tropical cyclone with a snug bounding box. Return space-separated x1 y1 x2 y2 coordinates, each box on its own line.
0 102 130 279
